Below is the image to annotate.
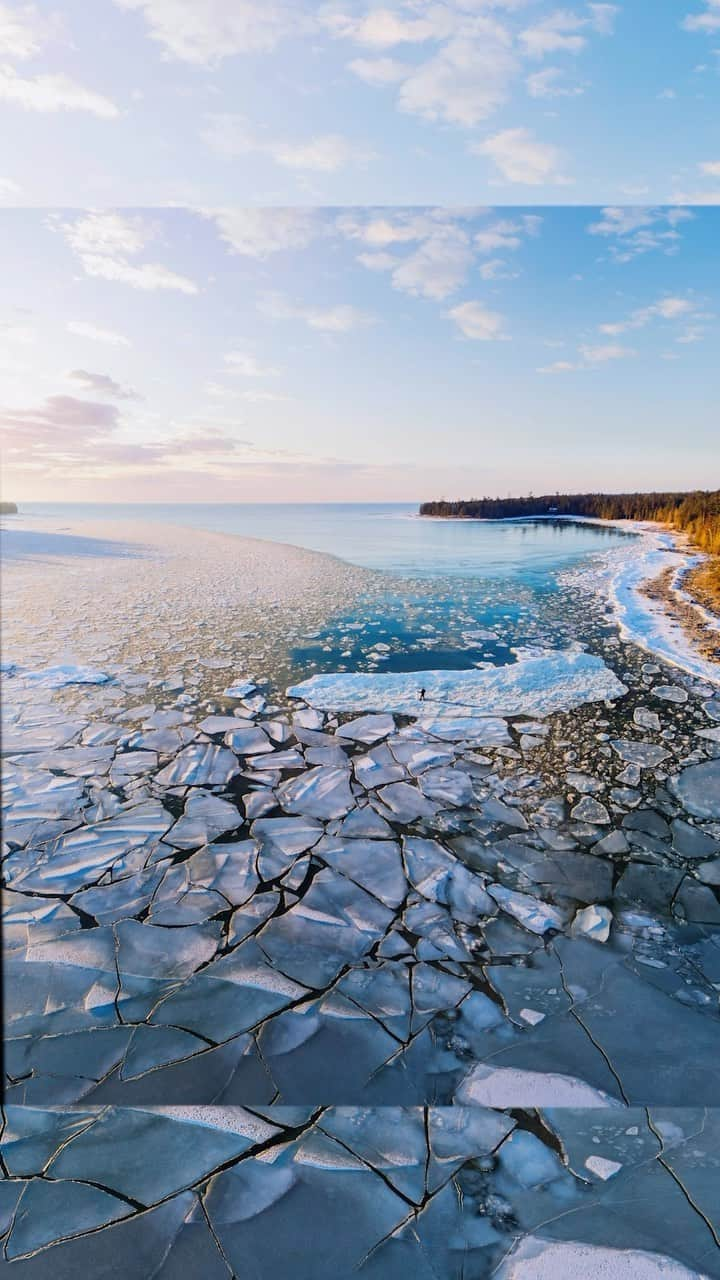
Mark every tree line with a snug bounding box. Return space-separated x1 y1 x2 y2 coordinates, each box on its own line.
419 491 720 557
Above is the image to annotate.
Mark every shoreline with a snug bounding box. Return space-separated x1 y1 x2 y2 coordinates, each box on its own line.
422 512 720 686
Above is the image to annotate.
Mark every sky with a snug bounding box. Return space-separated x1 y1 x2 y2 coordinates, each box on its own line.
0 0 718 205
1 204 718 502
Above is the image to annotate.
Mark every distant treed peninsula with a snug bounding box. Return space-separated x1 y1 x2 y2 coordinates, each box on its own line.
420 489 720 611
0 502 18 514
420 490 720 552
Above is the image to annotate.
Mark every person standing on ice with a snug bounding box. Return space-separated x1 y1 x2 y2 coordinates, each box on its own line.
419 687 426 701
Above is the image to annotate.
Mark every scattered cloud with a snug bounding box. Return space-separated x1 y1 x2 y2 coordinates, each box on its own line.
536 359 577 373
520 5 618 57
0 4 51 60
580 342 635 363
67 320 131 346
337 210 539 302
446 300 506 341
599 294 701 335
337 210 472 298
526 66 585 97
202 114 370 172
1 394 122 453
700 160 720 176
682 1 720 34
203 208 322 258
259 292 375 332
113 0 296 64
587 206 694 260
538 342 636 372
0 66 119 116
393 34 519 128
57 212 198 294
223 352 280 377
472 128 570 185
0 176 22 200
68 370 141 399
474 215 542 253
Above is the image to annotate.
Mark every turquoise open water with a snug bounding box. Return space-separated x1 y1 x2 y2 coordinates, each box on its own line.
10 503 634 675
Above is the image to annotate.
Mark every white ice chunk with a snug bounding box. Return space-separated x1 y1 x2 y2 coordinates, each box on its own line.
288 646 627 718
571 904 612 943
488 884 566 934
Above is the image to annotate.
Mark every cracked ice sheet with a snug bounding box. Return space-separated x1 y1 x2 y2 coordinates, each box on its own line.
4 624 720 1112
1 1106 719 1277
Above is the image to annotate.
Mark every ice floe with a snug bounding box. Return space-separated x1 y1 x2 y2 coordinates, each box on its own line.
288 645 627 718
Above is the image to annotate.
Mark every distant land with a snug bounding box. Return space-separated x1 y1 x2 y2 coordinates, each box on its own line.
0 502 18 514
420 489 720 613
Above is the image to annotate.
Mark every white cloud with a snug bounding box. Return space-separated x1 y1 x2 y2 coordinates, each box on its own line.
79 255 198 293
0 3 49 59
579 342 635 363
668 188 720 205
474 215 541 252
202 114 368 172
338 211 474 299
0 66 119 116
520 5 618 57
332 3 616 131
478 258 518 280
204 208 321 258
356 250 399 271
396 34 518 127
446 300 506 340
388 224 473 300
599 295 700 335
59 213 198 294
67 320 131 346
64 212 149 258
347 55 407 85
537 359 577 373
259 292 374 333
0 175 21 200
223 352 280 377
537 342 635 372
113 0 295 64
68 369 141 399
526 66 584 96
322 6 455 47
587 206 693 260
682 1 720 33
472 128 570 185
339 210 538 300
700 160 720 176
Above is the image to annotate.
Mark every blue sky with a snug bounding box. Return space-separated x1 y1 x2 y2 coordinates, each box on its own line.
0 0 719 205
1 205 718 501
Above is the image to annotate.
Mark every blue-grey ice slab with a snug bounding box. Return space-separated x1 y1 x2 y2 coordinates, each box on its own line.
165 791 240 849
288 646 628 717
277 766 355 820
487 885 568 934
154 743 240 786
3 801 173 891
611 739 673 768
335 713 396 744
223 724 270 754
4 1106 718 1276
669 758 720 819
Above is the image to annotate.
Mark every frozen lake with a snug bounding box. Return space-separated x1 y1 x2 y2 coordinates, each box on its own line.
14 502 633 579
